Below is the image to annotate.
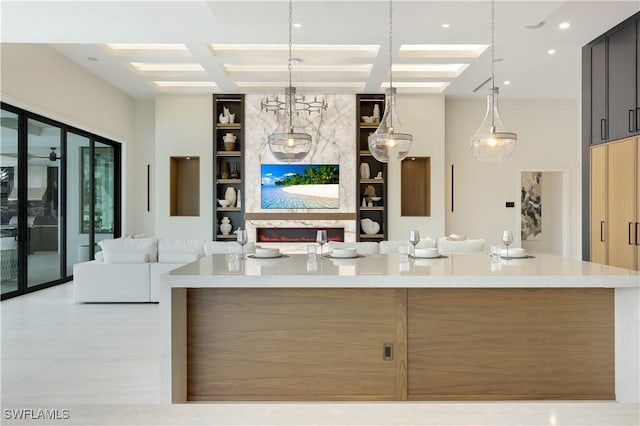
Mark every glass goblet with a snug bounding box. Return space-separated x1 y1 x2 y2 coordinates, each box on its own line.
409 230 420 257
236 229 248 259
501 230 513 258
316 230 328 258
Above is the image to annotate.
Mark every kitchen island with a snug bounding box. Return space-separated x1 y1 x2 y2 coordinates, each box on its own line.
160 253 639 403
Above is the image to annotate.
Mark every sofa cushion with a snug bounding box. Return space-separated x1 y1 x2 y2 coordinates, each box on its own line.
158 239 205 260
98 237 158 262
158 253 200 263
204 241 255 255
104 252 148 263
437 237 485 253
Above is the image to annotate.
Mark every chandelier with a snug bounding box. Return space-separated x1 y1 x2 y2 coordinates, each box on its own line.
261 0 327 162
368 0 412 163
469 0 517 162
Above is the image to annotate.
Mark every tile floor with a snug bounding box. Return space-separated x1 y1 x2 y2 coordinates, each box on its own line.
1 283 639 425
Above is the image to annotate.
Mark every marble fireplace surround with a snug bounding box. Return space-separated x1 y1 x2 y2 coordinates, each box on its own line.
245 215 356 254
243 95 357 246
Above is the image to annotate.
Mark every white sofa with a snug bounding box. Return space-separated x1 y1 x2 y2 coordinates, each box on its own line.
73 238 204 303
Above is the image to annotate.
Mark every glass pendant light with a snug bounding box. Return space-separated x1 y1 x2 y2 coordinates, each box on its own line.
470 0 517 162
262 0 326 162
368 0 412 163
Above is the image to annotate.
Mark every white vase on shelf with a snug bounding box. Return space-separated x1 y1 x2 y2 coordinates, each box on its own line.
224 187 237 206
372 104 380 122
360 162 370 179
360 218 380 235
220 217 232 235
236 190 241 208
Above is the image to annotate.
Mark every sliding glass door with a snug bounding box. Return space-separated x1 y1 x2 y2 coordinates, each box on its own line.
26 118 62 288
1 110 19 296
1 103 121 300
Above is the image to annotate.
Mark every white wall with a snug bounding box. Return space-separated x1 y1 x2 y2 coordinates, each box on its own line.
0 43 137 235
133 100 156 237
388 95 446 241
445 98 581 258
154 95 213 240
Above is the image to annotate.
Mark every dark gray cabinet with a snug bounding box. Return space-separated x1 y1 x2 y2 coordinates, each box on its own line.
591 39 608 144
582 11 640 261
637 20 640 132
608 22 637 141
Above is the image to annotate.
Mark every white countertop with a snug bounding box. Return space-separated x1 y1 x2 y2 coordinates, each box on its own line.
164 253 640 288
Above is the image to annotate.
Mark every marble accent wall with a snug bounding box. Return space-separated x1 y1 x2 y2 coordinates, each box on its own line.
244 94 356 241
244 94 356 213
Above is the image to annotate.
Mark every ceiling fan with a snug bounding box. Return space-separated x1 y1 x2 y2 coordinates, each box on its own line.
0 147 61 161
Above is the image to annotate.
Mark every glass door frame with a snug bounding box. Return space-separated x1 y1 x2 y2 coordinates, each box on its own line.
1 102 121 300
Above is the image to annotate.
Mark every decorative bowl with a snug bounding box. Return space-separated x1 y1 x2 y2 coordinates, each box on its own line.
362 116 376 124
370 196 382 202
218 199 232 207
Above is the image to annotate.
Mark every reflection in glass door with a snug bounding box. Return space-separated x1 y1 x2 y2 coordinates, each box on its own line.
1 110 19 295
26 118 62 288
66 132 90 274
93 141 115 243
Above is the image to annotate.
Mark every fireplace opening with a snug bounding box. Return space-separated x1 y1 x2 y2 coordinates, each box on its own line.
256 227 344 243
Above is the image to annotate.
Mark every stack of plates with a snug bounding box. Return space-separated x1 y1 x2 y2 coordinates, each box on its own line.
254 248 282 258
413 248 440 259
330 248 358 258
500 248 527 258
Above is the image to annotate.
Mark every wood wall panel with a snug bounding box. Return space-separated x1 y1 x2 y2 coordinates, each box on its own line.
407 288 615 400
187 288 406 401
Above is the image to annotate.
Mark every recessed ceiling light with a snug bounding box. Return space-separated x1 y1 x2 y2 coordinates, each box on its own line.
399 44 488 58
558 22 571 30
293 23 302 28
235 81 366 91
130 62 205 72
504 80 511 85
442 23 451 28
152 81 218 88
392 63 469 78
87 57 98 62
104 43 191 57
210 44 379 58
548 49 556 55
380 81 450 93
222 63 372 75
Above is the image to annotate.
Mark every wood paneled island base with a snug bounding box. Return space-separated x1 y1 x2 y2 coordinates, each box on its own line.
184 287 614 401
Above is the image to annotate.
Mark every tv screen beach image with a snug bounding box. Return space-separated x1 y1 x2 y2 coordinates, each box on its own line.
261 164 339 209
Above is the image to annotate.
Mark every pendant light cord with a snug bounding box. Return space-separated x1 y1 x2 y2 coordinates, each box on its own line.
388 0 394 130
288 0 293 131
490 0 495 129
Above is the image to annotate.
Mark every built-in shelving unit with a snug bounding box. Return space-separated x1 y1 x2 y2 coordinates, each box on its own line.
213 94 245 240
356 94 387 241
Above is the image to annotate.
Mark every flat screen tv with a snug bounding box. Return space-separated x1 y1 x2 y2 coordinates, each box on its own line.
261 164 339 209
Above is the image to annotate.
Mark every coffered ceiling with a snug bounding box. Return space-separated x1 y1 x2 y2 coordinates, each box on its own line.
1 1 638 100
